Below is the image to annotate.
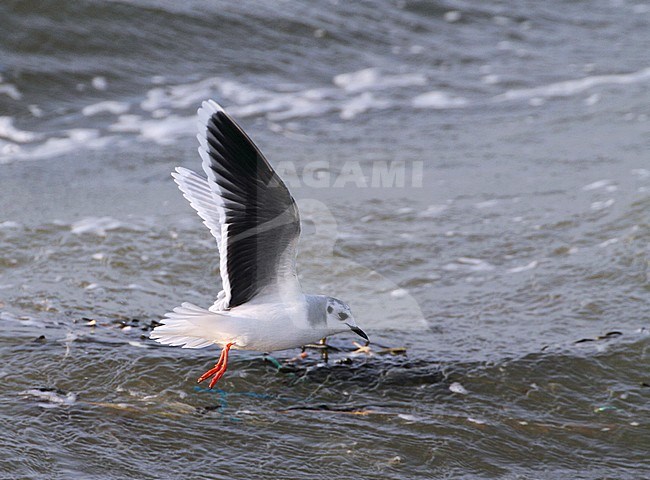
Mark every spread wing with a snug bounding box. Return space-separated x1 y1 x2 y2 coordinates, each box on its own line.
173 100 302 310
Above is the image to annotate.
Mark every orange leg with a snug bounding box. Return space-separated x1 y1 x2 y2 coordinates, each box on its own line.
197 342 235 389
197 347 227 383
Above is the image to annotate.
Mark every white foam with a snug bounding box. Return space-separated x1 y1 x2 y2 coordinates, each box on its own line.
507 260 538 273
168 78 225 109
228 98 288 118
225 88 336 121
30 129 108 160
21 389 77 406
128 72 430 134
0 221 21 229
0 117 38 143
141 77 270 112
482 74 500 85
412 91 468 109
91 76 108 91
449 382 468 394
71 216 123 236
493 16 511 26
591 199 615 211
397 414 422 422
598 238 619 248
444 11 462 23
444 257 495 272
418 204 448 218
0 83 21 100
267 99 334 121
138 114 196 145
333 68 426 93
474 199 499 209
108 114 142 132
28 105 43 117
339 92 390 120
108 113 195 145
217 79 273 104
1 127 114 163
82 100 130 116
467 417 486 425
390 288 409 298
135 76 346 136
495 67 650 102
141 87 168 111
0 69 475 163
631 168 650 179
151 108 170 119
582 179 613 191
0 140 22 160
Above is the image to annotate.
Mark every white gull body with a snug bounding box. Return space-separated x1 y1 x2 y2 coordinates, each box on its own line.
150 100 367 355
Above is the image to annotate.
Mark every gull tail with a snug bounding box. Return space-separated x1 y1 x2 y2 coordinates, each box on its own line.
150 302 225 349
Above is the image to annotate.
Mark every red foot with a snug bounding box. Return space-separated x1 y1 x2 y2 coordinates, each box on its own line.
197 342 235 389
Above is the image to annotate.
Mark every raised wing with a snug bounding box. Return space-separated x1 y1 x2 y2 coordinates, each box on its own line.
177 100 302 310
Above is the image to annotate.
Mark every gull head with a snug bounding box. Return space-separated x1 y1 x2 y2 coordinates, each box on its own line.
325 296 368 341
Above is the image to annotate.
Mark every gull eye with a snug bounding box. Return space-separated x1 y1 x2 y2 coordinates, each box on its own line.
327 306 333 314
338 312 348 321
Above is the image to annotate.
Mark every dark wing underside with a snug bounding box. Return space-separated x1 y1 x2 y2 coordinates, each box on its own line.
196 100 301 309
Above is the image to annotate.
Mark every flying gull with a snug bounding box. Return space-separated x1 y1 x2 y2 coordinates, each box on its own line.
150 100 368 388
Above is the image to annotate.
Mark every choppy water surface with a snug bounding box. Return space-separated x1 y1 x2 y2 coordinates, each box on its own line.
1 1 649 478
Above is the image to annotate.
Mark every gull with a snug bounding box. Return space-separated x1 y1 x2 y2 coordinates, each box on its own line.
150 100 368 388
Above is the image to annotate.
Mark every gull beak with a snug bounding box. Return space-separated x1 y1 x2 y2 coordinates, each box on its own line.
348 325 369 342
